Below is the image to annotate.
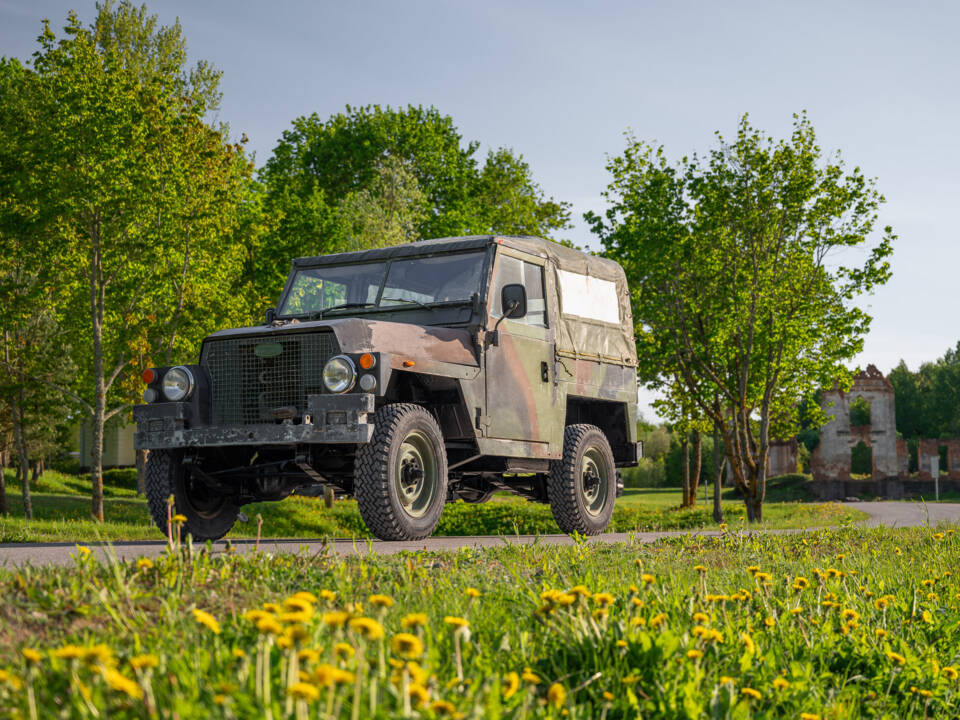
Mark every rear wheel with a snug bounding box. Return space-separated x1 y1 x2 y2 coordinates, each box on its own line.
548 424 616 535
354 404 448 540
144 449 239 541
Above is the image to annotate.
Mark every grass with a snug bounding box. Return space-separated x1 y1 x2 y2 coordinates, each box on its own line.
0 524 958 718
0 469 867 543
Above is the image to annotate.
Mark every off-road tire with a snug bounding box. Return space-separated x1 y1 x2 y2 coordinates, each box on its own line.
144 449 239 542
354 403 448 541
548 424 616 535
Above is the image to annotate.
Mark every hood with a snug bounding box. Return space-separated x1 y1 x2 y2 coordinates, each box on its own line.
204 317 478 367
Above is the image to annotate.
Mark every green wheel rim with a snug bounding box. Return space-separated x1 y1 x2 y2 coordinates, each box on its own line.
580 447 609 517
395 430 438 518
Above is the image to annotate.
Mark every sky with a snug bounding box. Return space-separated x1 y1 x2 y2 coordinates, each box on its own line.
2 0 957 421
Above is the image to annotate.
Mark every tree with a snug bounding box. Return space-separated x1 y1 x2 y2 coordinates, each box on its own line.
256 104 571 302
0 3 255 521
889 342 960 440
590 114 894 521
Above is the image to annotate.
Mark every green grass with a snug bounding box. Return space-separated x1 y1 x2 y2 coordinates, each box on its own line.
0 470 867 543
0 525 958 718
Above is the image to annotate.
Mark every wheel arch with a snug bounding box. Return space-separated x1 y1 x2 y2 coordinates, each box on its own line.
564 396 633 466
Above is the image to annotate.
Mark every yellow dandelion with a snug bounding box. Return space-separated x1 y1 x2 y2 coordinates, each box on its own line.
875 628 888 638
630 616 646 627
288 682 320 702
21 648 42 664
686 649 703 660
282 596 315 614
568 585 591 598
129 654 159 671
793 577 810 591
922 610 934 624
466 587 482 598
616 640 628 648
279 610 313 625
83 644 115 666
719 675 735 685
503 671 520 699
444 616 469 629
522 668 541 684
298 648 320 664
76 545 92 558
942 666 958 680
741 632 756 654
322 611 349 628
409 682 430 707
319 589 337 602
314 663 338 686
692 612 709 624
649 613 667 628
52 644 85 661
102 668 143 699
746 565 760 575
773 677 790 690
431 699 458 716
292 591 317 603
349 617 384 640
694 564 707 573
800 714 821 720
257 616 284 635
547 682 567 708
603 690 615 701
764 617 776 628
391 633 424 659
192 608 221 635
401 612 428 629
171 514 187 525
136 558 154 570
594 592 615 607
243 609 270 624
641 573 655 585
369 594 394 608
740 687 762 700
886 651 906 665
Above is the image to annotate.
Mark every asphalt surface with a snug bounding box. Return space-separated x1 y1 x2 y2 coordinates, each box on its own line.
1 501 958 568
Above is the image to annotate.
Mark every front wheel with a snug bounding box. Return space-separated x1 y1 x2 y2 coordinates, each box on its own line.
144 449 240 541
548 424 616 535
354 404 448 540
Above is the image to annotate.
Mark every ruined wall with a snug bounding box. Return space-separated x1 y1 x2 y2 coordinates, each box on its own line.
810 365 904 481
767 438 798 477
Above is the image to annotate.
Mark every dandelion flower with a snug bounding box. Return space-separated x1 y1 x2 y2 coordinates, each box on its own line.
521 668 541 684
257 617 284 635
603 691 615 701
719 676 734 685
740 687 762 700
568 585 591 598
76 545 92 558
800 714 821 720
402 612 428 629
466 587 482 598
288 682 320 702
283 596 314 614
391 633 424 659
192 608 221 634
792 577 810 591
83 644 115 666
129 654 159 671
298 649 320 664
102 668 143 699
52 645 85 661
764 617 776 628
171 514 188 525
444 616 469 629
409 683 430 707
773 677 790 690
369 594 394 608
649 613 667 628
349 617 384 640
503 671 520 699
431 700 458 716
740 633 756 654
886 651 906 665
694 565 707 573
322 611 349 628
641 573 655 585
547 682 567 708
319 589 337 602
942 666 958 680
136 558 154 570
21 648 42 664
692 612 709 624
686 649 703 660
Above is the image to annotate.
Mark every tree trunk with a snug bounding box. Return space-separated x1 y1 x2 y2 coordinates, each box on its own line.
712 428 724 524
90 236 105 523
31 461 40 484
0 447 8 516
11 394 32 519
689 430 702 504
745 492 763 523
680 433 690 507
136 448 148 495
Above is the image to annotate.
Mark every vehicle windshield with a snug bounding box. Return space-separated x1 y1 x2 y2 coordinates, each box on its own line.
278 251 486 317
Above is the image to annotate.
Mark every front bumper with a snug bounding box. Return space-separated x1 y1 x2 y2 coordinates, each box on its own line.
133 394 376 450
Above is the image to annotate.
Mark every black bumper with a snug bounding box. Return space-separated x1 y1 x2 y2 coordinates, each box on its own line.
133 394 376 450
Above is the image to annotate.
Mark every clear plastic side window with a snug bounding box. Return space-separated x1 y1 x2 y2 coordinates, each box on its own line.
490 255 547 328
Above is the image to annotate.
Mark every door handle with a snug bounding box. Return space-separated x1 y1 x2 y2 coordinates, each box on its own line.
541 361 549 382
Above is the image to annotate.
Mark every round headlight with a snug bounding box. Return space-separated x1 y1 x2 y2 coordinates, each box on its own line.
323 355 356 393
359 373 377 392
162 366 195 401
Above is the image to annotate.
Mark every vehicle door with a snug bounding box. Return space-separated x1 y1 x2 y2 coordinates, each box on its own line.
484 249 559 450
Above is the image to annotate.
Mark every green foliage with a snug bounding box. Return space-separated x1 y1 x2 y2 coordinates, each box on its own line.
849 396 872 427
889 342 960 439
591 113 894 520
850 441 874 477
256 104 571 305
0 525 956 717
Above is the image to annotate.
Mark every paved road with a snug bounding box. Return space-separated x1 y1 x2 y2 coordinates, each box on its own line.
1 502 958 568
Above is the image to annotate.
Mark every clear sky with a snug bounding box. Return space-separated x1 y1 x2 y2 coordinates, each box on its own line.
3 0 957 420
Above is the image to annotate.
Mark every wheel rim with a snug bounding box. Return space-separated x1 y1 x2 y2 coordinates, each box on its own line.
395 430 438 518
183 472 227 520
580 447 609 517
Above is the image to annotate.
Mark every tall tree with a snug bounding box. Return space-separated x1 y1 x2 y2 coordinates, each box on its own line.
257 104 571 303
0 3 255 521
591 114 894 521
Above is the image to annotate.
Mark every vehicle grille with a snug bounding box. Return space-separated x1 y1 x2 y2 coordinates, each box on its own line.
200 333 338 425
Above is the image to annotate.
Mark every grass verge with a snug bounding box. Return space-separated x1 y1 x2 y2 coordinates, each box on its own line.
0 525 958 717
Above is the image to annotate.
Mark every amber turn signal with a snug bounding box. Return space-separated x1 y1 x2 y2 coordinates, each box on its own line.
359 353 376 370
403 360 415 368
142 368 156 384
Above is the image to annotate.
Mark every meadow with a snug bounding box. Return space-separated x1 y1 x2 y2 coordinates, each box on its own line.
0 469 865 543
1 523 959 718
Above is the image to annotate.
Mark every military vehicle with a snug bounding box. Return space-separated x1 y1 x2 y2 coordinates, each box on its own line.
134 235 641 541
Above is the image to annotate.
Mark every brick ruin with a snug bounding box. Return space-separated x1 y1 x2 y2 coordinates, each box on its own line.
809 364 960 499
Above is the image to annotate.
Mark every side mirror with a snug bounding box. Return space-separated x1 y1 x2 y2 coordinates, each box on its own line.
500 284 527 319
264 308 277 324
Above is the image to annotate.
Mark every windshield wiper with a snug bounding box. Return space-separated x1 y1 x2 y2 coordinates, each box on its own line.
308 302 377 320
380 295 436 310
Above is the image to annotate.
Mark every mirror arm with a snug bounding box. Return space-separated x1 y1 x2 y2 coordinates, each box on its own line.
488 300 518 347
